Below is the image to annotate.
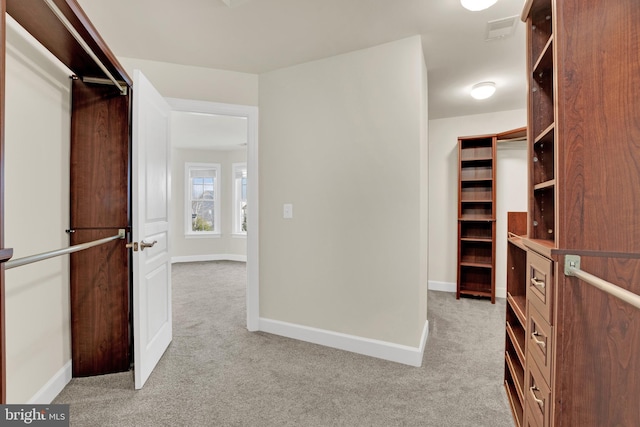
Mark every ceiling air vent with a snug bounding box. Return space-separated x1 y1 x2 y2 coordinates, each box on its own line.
485 15 519 41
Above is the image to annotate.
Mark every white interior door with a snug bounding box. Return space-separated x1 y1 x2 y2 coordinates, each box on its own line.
132 70 172 389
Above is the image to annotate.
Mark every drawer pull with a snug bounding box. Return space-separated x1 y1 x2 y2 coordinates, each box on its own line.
531 277 546 289
530 386 545 410
531 331 546 348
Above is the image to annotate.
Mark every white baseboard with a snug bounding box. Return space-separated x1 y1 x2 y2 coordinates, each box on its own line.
172 254 247 264
28 361 72 404
259 318 429 367
428 280 456 293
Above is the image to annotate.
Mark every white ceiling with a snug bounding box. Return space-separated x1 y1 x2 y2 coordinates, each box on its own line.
76 0 527 120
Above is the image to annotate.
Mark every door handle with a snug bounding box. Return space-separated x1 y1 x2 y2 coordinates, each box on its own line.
140 240 157 251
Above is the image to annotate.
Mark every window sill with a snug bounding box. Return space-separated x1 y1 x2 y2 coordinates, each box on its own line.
232 233 247 239
185 233 221 239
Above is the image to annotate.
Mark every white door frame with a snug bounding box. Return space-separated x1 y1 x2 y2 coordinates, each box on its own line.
166 98 259 331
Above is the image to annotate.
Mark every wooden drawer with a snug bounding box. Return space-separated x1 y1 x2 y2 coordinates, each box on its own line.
525 358 552 427
527 303 553 385
527 250 554 324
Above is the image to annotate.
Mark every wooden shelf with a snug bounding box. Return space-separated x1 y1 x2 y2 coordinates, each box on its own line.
507 293 526 326
6 0 132 87
458 289 492 298
508 234 528 251
506 321 526 365
459 215 494 221
460 261 492 268
461 237 493 243
533 34 553 73
523 237 555 259
534 122 555 144
505 349 525 403
534 179 555 190
460 178 492 182
505 378 524 427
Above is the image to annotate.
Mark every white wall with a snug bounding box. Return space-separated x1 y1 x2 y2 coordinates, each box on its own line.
258 36 428 351
496 140 528 297
171 148 247 262
428 109 527 298
119 57 259 106
4 17 72 403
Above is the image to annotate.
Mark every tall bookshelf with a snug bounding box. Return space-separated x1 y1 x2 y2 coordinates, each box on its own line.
456 134 496 303
456 128 526 304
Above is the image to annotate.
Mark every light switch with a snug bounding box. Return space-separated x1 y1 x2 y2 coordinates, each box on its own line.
283 203 293 219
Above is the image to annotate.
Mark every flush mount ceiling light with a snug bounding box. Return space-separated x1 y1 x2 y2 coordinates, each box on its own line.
461 0 498 11
470 82 496 99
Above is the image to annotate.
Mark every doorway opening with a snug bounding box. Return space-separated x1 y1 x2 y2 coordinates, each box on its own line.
166 98 259 331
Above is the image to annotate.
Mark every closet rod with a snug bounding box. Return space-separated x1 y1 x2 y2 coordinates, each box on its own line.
5 229 125 270
565 255 640 311
44 0 128 95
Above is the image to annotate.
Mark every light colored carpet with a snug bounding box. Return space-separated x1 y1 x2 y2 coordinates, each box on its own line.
54 261 513 426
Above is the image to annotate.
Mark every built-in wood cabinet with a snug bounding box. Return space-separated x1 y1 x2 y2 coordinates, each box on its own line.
511 1 640 426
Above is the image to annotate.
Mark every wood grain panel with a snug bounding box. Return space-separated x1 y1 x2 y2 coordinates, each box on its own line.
70 80 129 228
556 0 640 253
555 255 640 426
70 229 129 376
70 80 131 376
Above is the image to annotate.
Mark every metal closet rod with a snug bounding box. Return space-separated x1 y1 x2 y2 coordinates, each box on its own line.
565 254 640 311
5 229 125 270
43 0 128 95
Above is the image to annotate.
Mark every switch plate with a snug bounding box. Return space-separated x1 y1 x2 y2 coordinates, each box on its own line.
283 203 293 219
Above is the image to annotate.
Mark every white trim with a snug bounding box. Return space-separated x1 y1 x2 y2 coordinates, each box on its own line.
27 361 72 404
428 280 456 293
184 233 221 239
172 254 247 263
259 318 429 367
167 98 259 332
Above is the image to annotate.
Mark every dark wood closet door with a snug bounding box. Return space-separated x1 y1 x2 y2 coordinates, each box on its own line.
69 80 130 376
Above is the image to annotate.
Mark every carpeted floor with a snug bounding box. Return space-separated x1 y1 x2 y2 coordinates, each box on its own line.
54 261 513 426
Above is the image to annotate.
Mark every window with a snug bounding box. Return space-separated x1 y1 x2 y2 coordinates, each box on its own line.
232 163 247 235
185 163 220 236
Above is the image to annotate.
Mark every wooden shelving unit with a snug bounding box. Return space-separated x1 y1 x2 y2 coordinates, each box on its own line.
514 0 640 426
456 128 526 304
456 135 496 302
504 212 527 427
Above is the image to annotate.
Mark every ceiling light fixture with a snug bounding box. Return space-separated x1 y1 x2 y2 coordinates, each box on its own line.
470 82 496 100
461 0 498 11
